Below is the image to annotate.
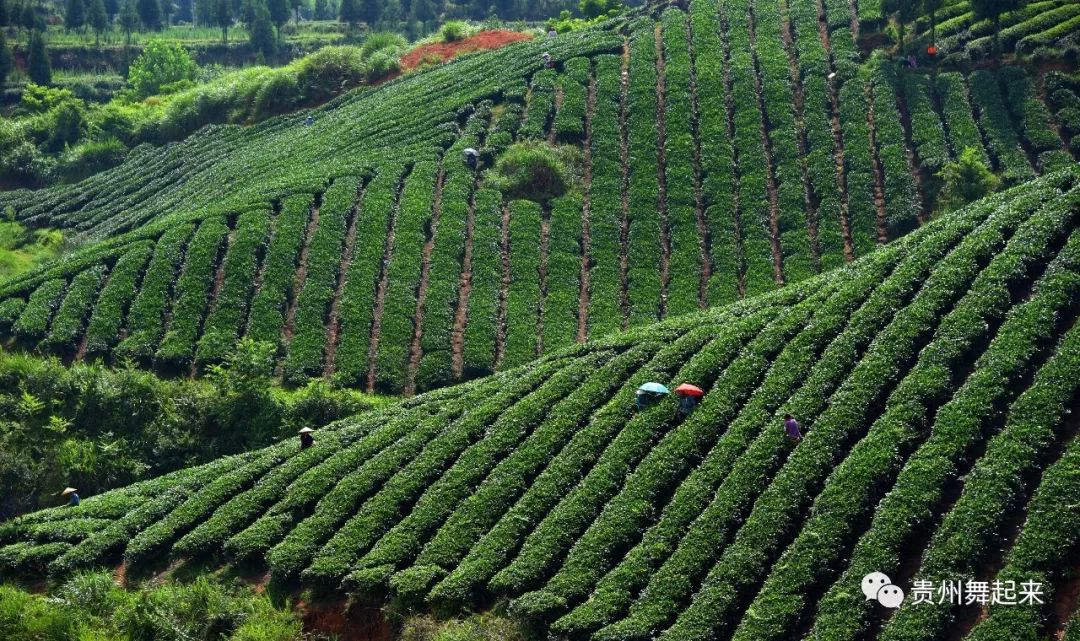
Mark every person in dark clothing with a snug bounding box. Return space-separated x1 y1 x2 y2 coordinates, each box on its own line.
677 394 699 417
299 428 315 449
464 148 479 169
783 414 803 441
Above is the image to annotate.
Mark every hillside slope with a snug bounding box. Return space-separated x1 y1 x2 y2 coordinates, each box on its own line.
0 0 1076 394
3 168 1080 640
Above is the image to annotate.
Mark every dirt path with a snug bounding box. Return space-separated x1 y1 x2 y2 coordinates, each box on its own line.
74 263 113 361
365 173 408 391
405 164 446 395
618 42 632 329
494 200 512 368
893 78 929 224
847 0 859 40
537 204 552 355
450 174 481 380
815 0 856 262
654 25 673 318
243 206 280 339
193 227 235 376
577 70 597 343
549 84 564 145
322 184 366 379
686 14 712 309
746 2 787 285
280 199 322 347
719 0 747 297
779 0 822 271
866 84 890 244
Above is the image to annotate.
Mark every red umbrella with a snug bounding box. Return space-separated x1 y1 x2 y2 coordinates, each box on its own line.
674 383 704 398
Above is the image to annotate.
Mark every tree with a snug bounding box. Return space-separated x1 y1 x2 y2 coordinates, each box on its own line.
922 0 944 43
935 146 1001 212
66 0 88 30
356 0 377 25
27 29 50 85
119 0 139 42
338 0 357 26
0 0 7 26
971 0 1027 58
88 0 107 43
248 0 275 58
104 0 118 19
127 40 196 96
289 0 301 22
578 0 604 19
408 0 434 23
136 0 161 29
0 30 11 84
214 0 230 42
20 1 39 35
267 0 286 38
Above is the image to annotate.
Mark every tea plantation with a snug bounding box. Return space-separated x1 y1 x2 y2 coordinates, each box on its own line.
1 0 1077 394
2 165 1080 639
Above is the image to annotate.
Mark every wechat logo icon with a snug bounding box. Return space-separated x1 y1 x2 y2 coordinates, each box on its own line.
862 572 905 608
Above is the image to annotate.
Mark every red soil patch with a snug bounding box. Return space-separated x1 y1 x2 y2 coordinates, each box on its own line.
298 598 392 641
400 30 534 71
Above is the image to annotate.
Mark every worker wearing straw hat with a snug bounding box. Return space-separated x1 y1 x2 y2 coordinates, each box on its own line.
299 427 315 450
61 487 80 506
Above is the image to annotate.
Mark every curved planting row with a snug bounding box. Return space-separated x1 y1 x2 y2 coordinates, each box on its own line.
3 169 1080 641
1 3 1075 398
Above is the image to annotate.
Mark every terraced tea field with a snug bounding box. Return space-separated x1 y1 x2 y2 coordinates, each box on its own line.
3 166 1080 640
0 0 1076 393
907 0 1080 62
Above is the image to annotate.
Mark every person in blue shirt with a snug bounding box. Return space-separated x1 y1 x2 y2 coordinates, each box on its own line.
62 487 80 506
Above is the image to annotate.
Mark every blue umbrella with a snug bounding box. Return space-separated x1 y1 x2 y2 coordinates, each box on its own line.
637 382 670 395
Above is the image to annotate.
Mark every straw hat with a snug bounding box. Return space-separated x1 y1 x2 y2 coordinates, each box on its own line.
60 487 78 496
298 428 315 434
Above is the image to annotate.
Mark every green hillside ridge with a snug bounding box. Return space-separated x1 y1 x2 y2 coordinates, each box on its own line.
0 0 1076 394
3 166 1080 640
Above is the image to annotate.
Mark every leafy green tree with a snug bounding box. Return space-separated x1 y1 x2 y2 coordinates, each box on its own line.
935 146 1001 212
136 0 161 28
21 1 40 34
65 0 86 31
127 40 197 97
339 0 357 26
267 0 287 38
408 0 434 22
104 0 118 18
214 0 230 42
249 0 275 58
0 30 11 83
119 0 139 42
922 0 943 42
357 0 378 25
88 0 108 44
0 0 8 25
289 0 302 21
27 29 50 86
578 0 605 19
971 0 1028 57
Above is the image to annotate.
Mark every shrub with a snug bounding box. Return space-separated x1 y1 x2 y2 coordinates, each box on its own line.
440 20 471 43
54 138 127 183
127 41 198 99
362 31 407 58
295 46 367 103
936 146 1001 213
367 50 401 81
486 141 581 203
